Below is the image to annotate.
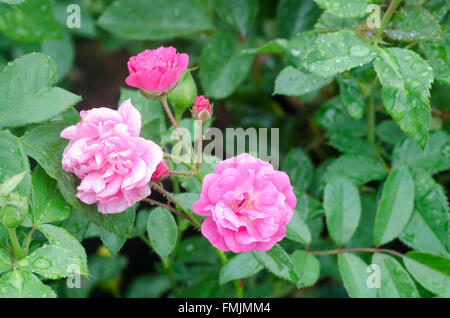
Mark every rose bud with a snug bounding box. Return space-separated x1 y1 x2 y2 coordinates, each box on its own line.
125 46 189 96
192 95 213 123
168 71 198 121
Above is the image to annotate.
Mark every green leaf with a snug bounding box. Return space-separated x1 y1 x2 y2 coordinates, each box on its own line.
324 154 387 185
199 32 255 99
306 30 378 77
292 250 320 287
0 0 59 41
314 97 347 129
392 131 450 175
324 176 361 245
0 170 27 197
420 28 450 85
0 53 81 128
98 227 127 256
219 253 263 285
242 39 288 55
51 0 97 38
284 32 318 68
98 0 214 40
252 244 301 286
41 29 75 82
376 120 404 145
173 193 200 213
274 66 330 96
372 253 419 298
315 11 364 31
337 76 364 119
37 224 87 269
345 193 377 249
328 137 378 157
125 274 171 298
281 147 314 191
337 253 376 298
373 47 434 148
314 0 371 18
175 237 219 265
20 122 136 236
212 0 258 37
0 130 30 196
425 0 450 22
373 166 414 246
17 244 87 279
147 207 178 259
404 251 450 297
277 0 322 39
286 208 312 245
0 248 11 273
27 165 71 226
0 270 56 298
400 169 449 255
386 6 442 41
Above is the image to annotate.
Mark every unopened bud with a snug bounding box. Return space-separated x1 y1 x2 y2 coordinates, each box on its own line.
191 95 212 123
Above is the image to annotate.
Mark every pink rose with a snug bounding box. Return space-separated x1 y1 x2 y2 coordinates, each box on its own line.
61 99 163 214
192 95 212 122
125 46 189 93
192 153 296 253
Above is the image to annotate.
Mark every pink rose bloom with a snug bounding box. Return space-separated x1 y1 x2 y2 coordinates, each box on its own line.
193 153 296 253
125 46 189 93
192 95 212 122
61 99 163 214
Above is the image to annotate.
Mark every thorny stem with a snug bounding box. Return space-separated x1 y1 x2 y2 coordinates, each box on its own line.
309 247 404 258
374 0 403 44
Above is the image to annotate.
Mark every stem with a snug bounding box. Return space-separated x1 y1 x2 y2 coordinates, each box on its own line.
138 234 152 248
168 170 195 177
151 182 202 228
310 247 404 258
23 226 36 256
195 122 203 171
366 93 376 148
162 258 178 297
8 228 24 260
159 96 191 156
374 0 403 44
143 198 200 229
214 248 244 298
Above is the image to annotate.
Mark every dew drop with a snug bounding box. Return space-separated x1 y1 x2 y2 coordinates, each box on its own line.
349 45 369 57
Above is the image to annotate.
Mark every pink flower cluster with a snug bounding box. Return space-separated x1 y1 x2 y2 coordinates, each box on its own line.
125 46 189 93
193 153 296 253
61 100 166 214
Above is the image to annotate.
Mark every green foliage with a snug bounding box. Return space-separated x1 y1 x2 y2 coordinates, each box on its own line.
98 0 214 40
0 0 448 299
373 48 434 148
0 53 81 128
324 177 361 245
337 253 376 298
403 251 450 297
147 207 178 259
372 253 419 298
373 166 415 246
219 253 263 285
199 31 255 99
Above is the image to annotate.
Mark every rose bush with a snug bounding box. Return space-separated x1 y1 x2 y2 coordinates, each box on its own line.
0 0 448 300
